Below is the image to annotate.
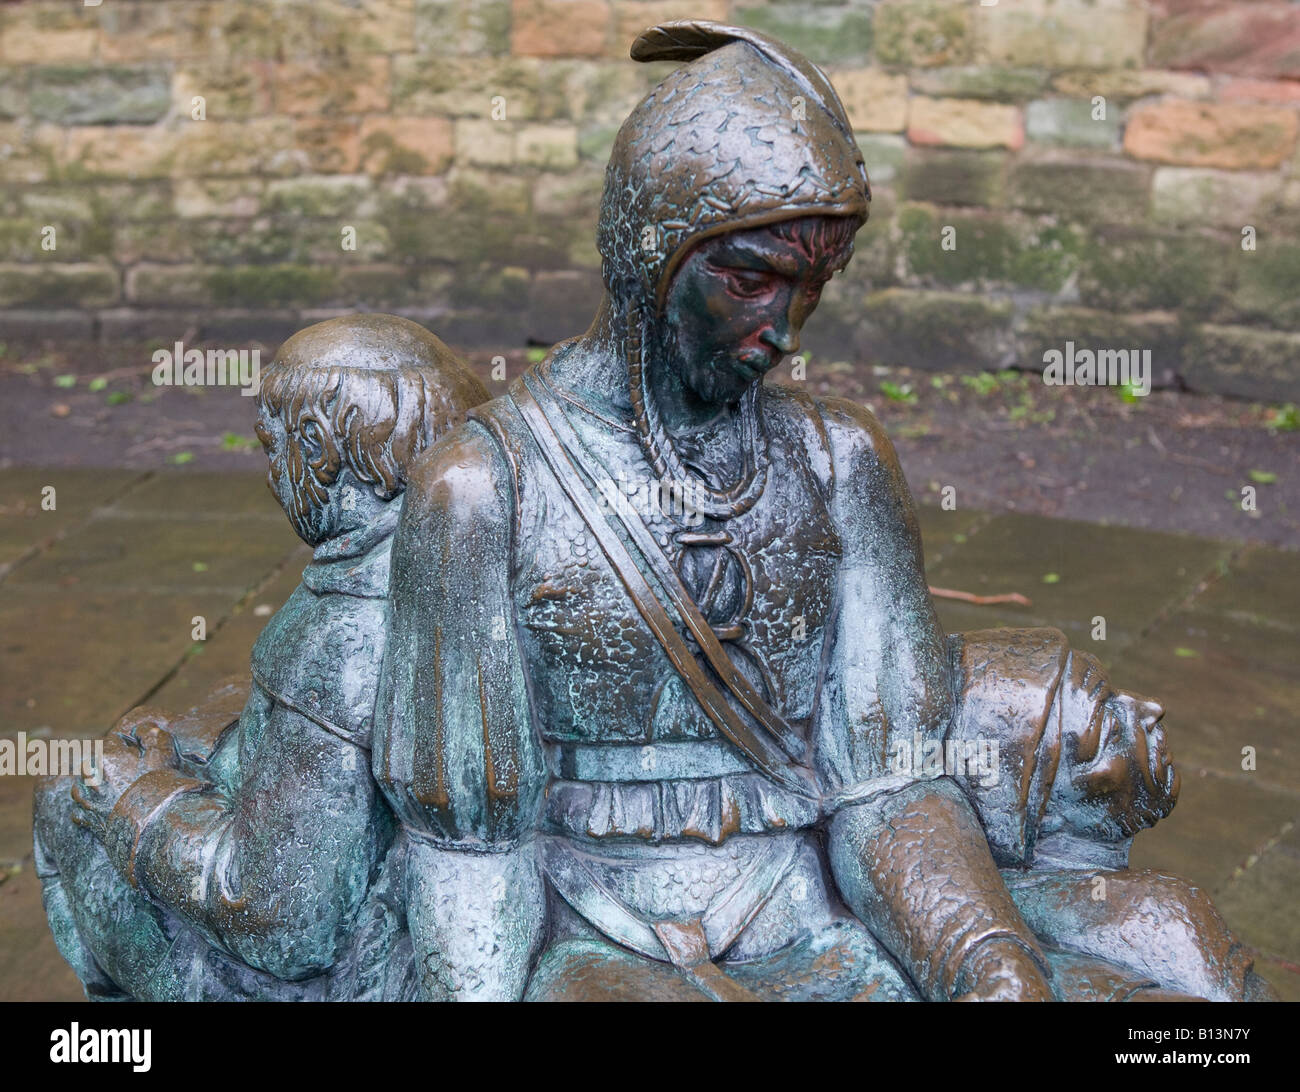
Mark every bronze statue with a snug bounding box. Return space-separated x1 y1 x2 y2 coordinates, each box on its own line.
36 21 1274 1002
34 314 487 1000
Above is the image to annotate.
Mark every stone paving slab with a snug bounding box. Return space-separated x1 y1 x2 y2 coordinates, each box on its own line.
1 472 1296 1001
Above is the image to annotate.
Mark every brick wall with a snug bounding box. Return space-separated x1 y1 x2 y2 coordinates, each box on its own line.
1 0 1297 400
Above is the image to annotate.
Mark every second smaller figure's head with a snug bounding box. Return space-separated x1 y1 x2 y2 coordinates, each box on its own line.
1045 650 1180 846
255 314 489 545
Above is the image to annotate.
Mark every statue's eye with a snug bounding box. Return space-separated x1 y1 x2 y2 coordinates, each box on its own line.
723 269 772 297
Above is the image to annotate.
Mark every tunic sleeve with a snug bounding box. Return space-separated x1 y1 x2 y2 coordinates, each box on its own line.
373 420 546 850
808 396 954 809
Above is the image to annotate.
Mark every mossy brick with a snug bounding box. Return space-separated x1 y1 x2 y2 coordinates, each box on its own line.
0 5 97 63
1052 69 1212 103
0 68 26 120
1016 306 1189 388
516 124 578 170
186 219 314 265
578 121 620 163
855 134 907 186
910 66 1050 103
208 265 343 307
77 182 174 224
264 176 375 220
0 262 118 307
275 0 417 58
415 0 511 55
898 203 1084 293
857 287 1014 372
975 1 1148 70
360 117 453 176
173 63 274 120
392 56 551 119
386 168 530 264
0 217 112 262
125 263 215 306
1008 157 1151 224
899 147 1007 206
1234 242 1300 329
0 122 65 185
874 1 972 68
175 177 268 220
533 169 605 220
112 220 201 265
1151 168 1284 229
1181 324 1300 402
1078 229 1236 315
828 68 908 132
336 264 425 307
97 2 217 63
292 119 362 175
272 57 390 117
733 5 873 66
29 65 171 125
1025 98 1120 149
446 262 531 310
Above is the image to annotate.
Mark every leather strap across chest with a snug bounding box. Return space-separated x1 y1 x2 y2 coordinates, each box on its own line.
511 371 818 800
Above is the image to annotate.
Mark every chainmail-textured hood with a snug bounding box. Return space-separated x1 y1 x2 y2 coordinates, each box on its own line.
597 21 872 313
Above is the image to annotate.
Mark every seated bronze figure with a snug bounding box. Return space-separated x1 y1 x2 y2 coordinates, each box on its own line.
35 20 1274 1003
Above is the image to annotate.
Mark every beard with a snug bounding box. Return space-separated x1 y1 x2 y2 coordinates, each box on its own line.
645 312 754 408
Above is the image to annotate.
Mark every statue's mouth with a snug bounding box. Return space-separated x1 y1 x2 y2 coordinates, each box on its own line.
734 350 775 382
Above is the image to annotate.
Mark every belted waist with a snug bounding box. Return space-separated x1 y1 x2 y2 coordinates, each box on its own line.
546 739 755 782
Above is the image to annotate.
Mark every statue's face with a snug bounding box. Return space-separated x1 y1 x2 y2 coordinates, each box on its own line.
1055 682 1180 841
255 408 333 545
656 215 855 406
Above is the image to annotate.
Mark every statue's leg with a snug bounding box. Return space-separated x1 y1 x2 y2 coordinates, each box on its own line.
525 936 715 1002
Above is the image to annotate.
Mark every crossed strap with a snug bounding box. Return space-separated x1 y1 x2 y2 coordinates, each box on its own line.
511 371 818 800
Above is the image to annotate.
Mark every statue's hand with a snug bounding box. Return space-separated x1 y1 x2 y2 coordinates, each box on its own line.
71 726 179 841
953 936 1053 1002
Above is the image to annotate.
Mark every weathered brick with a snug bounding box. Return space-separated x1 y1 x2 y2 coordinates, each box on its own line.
415 0 512 56
1125 101 1298 169
829 68 909 133
1 4 97 64
276 0 417 58
1009 155 1151 223
0 122 63 185
874 0 972 68
126 263 214 306
976 0 1148 70
175 178 268 219
511 0 611 58
337 264 425 307
0 216 111 262
1150 3 1300 80
1025 98 1120 149
898 202 1086 293
112 220 200 265
910 65 1050 102
294 119 363 174
0 308 94 342
0 262 118 307
454 119 515 167
1235 240 1300 329
516 123 578 169
855 134 908 186
63 125 177 180
208 264 344 307
1221 78 1300 104
899 147 1008 206
97 1 213 63
1152 168 1284 228
909 97 1024 150
532 168 604 219
1078 228 1235 315
175 119 302 178
174 62 274 120
1017 307 1187 388
732 4 874 66
30 66 171 125
0 68 27 121
360 117 453 175
1051 68 1212 101
857 287 1015 372
392 56 554 120
1181 323 1300 401
272 58 390 117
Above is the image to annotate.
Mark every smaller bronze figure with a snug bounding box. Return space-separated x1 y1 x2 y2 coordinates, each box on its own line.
34 314 487 1000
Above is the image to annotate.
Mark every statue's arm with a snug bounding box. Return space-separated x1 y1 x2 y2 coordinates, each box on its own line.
373 423 548 1001
103 693 387 980
811 396 1053 1000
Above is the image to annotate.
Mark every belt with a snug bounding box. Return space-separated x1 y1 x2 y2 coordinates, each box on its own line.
547 739 755 782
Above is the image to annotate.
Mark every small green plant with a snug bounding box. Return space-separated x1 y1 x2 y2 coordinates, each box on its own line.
880 381 917 405
88 377 108 392
221 432 258 453
169 451 195 465
962 372 1000 397
526 347 547 364
1264 404 1298 432
53 374 76 389
1248 469 1277 485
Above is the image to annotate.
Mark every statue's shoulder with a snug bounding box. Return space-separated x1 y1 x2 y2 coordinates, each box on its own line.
765 385 900 488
